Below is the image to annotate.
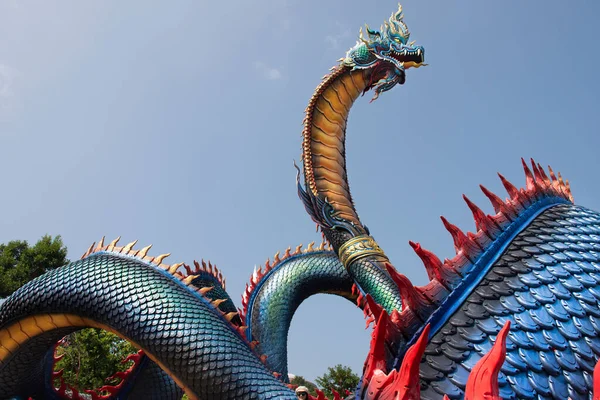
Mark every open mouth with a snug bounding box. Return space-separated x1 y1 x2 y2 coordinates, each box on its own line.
389 48 424 65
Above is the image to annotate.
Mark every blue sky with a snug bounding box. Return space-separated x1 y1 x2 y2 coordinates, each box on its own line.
1 0 599 383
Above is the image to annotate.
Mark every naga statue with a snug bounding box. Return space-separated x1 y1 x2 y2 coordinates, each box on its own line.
2 4 600 399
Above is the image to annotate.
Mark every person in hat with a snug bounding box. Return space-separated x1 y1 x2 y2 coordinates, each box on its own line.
295 386 309 399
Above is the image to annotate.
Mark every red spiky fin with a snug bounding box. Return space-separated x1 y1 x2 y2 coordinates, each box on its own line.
462 195 501 238
594 355 600 400
363 311 389 383
365 294 384 322
440 217 481 260
312 389 327 400
408 241 444 282
368 324 431 400
498 173 522 204
521 158 537 192
384 263 433 320
464 321 510 400
394 324 430 399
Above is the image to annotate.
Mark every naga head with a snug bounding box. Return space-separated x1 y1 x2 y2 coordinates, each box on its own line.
343 4 426 101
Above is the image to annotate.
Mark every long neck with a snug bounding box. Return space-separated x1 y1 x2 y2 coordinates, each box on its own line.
302 65 372 235
300 66 404 317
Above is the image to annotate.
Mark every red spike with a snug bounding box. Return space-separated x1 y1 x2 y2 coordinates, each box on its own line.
84 390 104 400
462 195 500 238
363 311 389 383
56 380 67 396
331 389 341 400
385 264 431 319
356 291 365 308
365 294 383 322
70 386 81 399
440 217 481 258
390 309 401 325
99 384 121 395
478 185 506 215
314 389 327 400
547 165 558 182
536 162 551 185
380 324 431 400
364 369 394 399
521 158 536 191
593 354 600 399
464 320 510 400
408 241 442 281
497 173 519 200
409 243 459 291
530 159 545 187
123 349 143 364
365 314 376 329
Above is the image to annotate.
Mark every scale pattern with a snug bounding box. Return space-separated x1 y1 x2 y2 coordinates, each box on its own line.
420 204 600 400
0 253 295 399
0 328 75 397
247 251 355 378
347 257 404 313
126 358 183 399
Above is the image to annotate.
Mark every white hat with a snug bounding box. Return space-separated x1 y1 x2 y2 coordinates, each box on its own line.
295 386 309 394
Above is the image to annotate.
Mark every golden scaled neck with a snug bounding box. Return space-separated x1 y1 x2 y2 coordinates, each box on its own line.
301 65 372 227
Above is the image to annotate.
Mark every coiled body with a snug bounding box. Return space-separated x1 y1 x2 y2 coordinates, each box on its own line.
0 253 296 399
2 4 599 400
245 251 355 379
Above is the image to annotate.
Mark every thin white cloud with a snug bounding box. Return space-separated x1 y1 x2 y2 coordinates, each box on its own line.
0 64 19 98
325 22 353 49
253 61 283 81
0 63 22 119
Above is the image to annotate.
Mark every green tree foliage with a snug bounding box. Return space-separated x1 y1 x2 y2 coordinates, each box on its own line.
315 364 359 398
0 235 68 297
54 329 138 391
290 375 318 396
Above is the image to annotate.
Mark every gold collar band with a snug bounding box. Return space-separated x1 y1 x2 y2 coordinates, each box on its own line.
338 235 388 268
